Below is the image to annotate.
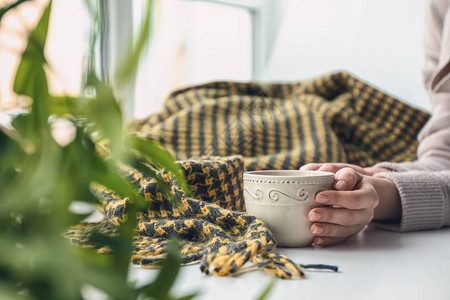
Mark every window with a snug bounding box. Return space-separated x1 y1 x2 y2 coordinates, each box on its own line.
0 0 275 121
107 0 274 119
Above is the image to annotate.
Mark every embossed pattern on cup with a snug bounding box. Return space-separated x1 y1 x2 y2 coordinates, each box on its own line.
243 170 334 247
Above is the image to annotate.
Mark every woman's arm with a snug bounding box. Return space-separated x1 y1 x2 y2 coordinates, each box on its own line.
371 0 450 232
376 0 450 173
301 0 450 246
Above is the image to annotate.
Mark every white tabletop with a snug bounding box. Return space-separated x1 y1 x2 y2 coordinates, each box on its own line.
129 226 450 300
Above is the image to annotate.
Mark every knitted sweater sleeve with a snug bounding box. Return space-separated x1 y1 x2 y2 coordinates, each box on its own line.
372 0 450 232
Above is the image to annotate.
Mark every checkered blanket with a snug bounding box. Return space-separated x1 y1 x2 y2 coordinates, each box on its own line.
67 72 429 278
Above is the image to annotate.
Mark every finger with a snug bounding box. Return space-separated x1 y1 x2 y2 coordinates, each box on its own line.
318 163 370 175
301 163 367 174
334 167 363 191
312 236 346 248
310 222 365 238
316 163 346 173
300 163 321 170
308 207 374 226
314 184 379 210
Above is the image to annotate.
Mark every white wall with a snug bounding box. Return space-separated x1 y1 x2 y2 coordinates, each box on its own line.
263 0 430 111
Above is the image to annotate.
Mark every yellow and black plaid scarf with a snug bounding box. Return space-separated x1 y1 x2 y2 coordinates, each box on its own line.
68 72 429 278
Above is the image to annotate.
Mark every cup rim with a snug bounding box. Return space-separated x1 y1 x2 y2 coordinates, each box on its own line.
243 170 334 178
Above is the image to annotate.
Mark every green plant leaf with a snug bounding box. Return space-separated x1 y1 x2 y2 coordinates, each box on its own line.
138 237 196 300
1 1 196 299
11 113 32 138
87 231 133 273
116 0 154 85
12 1 53 147
255 277 277 300
13 0 51 97
0 127 24 186
127 136 191 197
49 95 78 115
125 152 171 197
84 82 123 156
175 294 198 300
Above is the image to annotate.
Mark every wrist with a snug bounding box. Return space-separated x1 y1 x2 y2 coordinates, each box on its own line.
371 177 401 222
364 166 391 176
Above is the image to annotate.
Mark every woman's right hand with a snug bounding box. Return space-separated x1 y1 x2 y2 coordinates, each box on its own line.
300 164 401 247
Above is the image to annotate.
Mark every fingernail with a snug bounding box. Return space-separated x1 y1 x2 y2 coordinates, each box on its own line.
309 211 322 221
313 225 324 234
316 194 329 204
316 237 325 245
335 180 348 190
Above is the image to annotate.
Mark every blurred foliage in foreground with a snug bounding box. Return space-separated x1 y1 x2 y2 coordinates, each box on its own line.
0 0 195 299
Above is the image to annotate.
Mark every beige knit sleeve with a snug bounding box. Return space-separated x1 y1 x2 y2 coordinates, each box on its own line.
373 171 450 232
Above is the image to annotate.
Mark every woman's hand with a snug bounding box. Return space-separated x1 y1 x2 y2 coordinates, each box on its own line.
300 162 389 177
300 164 401 248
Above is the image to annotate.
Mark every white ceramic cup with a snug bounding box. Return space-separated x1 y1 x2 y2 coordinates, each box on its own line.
243 170 335 247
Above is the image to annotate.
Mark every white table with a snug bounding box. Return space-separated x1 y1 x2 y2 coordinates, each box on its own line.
129 227 450 300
